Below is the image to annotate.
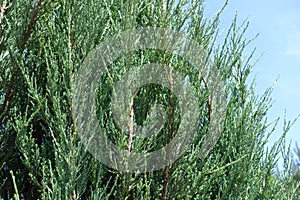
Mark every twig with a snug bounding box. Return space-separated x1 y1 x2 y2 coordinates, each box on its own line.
161 61 173 200
127 89 139 155
127 97 134 155
0 67 16 123
198 74 212 160
201 77 212 122
0 0 7 26
10 170 20 200
21 0 42 49
204 155 247 175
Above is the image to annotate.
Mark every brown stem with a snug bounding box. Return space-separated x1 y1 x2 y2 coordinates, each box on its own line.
21 0 42 49
161 62 174 200
0 0 43 124
127 89 139 155
127 97 134 155
202 77 212 122
198 76 212 160
0 68 17 124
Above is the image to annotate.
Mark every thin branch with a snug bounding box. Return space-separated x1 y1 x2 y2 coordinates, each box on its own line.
202 77 212 123
204 155 247 175
21 0 42 49
127 97 134 155
0 0 7 26
161 60 173 200
0 68 17 123
198 76 213 160
127 89 139 155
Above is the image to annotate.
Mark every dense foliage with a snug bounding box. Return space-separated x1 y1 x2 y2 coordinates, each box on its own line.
0 0 298 199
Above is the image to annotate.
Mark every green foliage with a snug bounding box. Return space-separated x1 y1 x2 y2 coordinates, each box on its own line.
285 143 300 199
293 144 300 181
0 0 297 199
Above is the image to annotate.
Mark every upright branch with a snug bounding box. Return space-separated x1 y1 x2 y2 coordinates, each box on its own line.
127 89 139 155
202 77 212 123
161 60 174 200
127 96 135 155
198 75 212 160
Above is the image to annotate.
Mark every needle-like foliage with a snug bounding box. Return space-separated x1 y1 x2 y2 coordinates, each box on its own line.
0 0 297 199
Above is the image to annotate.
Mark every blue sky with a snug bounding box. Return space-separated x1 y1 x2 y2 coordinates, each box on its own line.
204 0 300 161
